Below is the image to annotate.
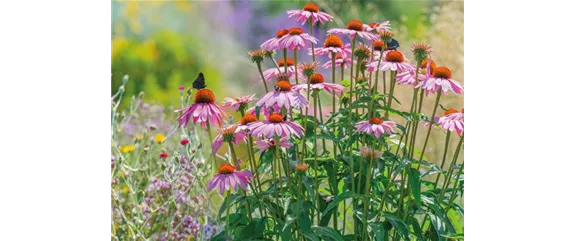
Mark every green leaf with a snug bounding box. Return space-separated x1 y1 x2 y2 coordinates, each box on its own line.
321 191 354 218
312 226 344 241
302 231 320 241
408 168 422 207
429 213 447 241
371 222 387 241
408 217 425 241
340 79 351 87
383 213 410 241
281 215 296 241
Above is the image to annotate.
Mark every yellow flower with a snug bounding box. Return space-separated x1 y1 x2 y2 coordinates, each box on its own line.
121 145 135 153
123 186 130 194
155 133 165 143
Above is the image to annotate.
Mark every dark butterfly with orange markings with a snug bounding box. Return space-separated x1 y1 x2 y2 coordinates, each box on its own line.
192 72 206 90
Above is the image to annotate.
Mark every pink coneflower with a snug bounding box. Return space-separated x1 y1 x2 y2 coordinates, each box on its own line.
416 66 464 96
322 52 354 69
249 113 305 138
355 117 397 138
438 108 464 135
207 163 253 194
261 29 289 51
287 3 334 25
278 27 318 51
395 59 436 86
367 50 415 72
363 21 391 33
175 89 226 128
424 116 441 128
256 80 308 113
312 35 350 56
262 58 298 82
293 73 344 97
359 146 383 160
222 94 256 112
255 137 293 154
180 138 190 146
211 124 248 155
327 20 378 41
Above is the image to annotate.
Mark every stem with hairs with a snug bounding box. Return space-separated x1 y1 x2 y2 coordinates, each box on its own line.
256 62 269 92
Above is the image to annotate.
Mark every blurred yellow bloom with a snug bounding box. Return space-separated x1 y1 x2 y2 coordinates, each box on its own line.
155 133 165 143
123 186 130 194
135 134 144 140
121 145 135 153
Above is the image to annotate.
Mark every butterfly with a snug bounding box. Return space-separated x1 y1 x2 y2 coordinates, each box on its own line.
386 38 400 51
192 72 206 90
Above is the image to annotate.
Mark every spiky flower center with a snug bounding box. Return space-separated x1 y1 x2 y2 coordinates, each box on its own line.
289 27 304 35
295 163 309 172
369 22 380 28
218 163 236 174
249 49 266 63
373 40 384 51
420 59 437 74
384 51 405 63
276 29 289 38
268 113 285 123
369 117 384 125
433 67 452 79
194 89 215 104
310 73 325 84
222 125 238 143
303 3 319 12
275 81 292 91
380 30 394 42
443 109 458 116
324 35 343 48
241 114 258 125
354 44 371 59
346 20 363 31
278 58 295 67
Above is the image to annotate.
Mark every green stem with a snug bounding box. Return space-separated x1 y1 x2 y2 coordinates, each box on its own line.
349 37 357 104
256 62 269 92
294 49 299 84
313 92 320 224
416 89 442 168
283 49 288 73
369 53 384 118
229 144 253 221
317 96 326 153
362 145 376 239
331 52 338 158
309 21 315 62
432 131 452 188
226 190 231 239
384 71 397 119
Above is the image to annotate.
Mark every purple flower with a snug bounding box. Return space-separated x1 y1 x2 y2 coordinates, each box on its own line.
355 117 397 138
249 113 305 138
211 124 248 155
207 163 253 194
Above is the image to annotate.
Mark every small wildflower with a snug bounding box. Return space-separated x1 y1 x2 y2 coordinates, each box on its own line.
121 145 135 153
159 153 168 159
178 86 185 91
180 139 190 146
295 163 309 172
155 133 165 143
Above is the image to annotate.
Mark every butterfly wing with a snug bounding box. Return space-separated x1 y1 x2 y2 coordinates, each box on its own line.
387 38 400 50
192 72 207 89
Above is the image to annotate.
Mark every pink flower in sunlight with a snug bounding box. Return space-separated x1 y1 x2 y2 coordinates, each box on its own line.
355 117 397 138
256 80 308 113
438 108 464 135
249 113 305 138
175 89 225 128
327 20 378 41
396 58 436 86
286 3 334 25
262 58 298 82
312 35 351 56
367 50 415 72
222 94 256 112
424 116 441 128
255 137 293 154
293 73 344 97
211 124 248 156
277 27 318 51
207 164 252 194
363 21 391 33
261 29 289 51
416 66 464 96
322 52 354 69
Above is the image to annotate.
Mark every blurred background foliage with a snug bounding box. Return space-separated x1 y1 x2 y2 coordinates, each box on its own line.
112 0 463 164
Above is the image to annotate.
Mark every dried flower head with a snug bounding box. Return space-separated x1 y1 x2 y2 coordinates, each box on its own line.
411 42 432 66
248 49 268 64
353 43 371 60
299 62 318 77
